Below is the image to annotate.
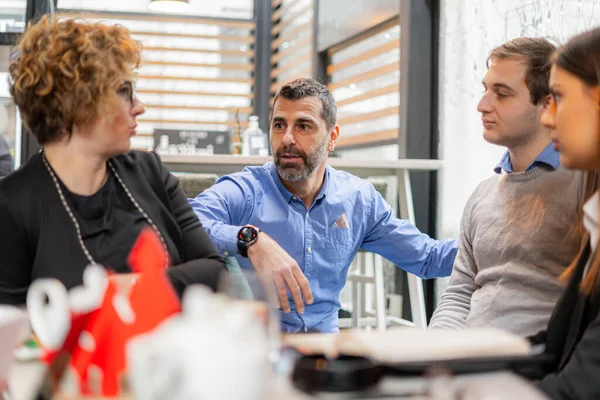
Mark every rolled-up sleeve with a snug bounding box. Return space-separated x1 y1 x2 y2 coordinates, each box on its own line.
429 197 478 329
361 183 458 279
188 176 253 256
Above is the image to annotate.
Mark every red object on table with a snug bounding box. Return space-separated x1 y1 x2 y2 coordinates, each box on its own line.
126 226 181 337
42 228 181 397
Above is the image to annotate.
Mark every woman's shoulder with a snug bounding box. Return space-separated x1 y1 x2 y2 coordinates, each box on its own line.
0 153 44 199
0 153 46 219
112 150 162 178
111 151 169 201
113 150 160 167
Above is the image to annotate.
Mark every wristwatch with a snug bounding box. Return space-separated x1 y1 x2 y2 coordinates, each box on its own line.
237 225 261 257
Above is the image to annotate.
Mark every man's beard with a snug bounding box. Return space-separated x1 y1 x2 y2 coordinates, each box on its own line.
273 138 329 182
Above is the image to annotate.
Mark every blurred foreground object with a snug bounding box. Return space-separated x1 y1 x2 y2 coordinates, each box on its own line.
127 285 269 400
26 228 180 397
0 306 28 390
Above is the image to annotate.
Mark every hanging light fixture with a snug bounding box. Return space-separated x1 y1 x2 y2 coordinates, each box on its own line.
148 0 190 13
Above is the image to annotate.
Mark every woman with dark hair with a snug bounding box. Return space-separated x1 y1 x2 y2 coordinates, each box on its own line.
533 27 600 399
0 16 226 304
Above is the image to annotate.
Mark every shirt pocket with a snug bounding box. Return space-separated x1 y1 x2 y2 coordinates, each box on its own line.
323 227 354 271
318 227 355 288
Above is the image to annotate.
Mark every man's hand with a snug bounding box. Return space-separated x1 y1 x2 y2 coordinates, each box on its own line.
247 232 313 313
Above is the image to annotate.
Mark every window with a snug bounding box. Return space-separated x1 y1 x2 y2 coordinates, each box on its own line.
328 21 400 149
0 45 21 169
0 0 27 33
57 0 253 19
58 11 255 151
270 0 314 97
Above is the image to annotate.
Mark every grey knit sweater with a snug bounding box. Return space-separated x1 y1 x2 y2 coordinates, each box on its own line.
429 165 581 337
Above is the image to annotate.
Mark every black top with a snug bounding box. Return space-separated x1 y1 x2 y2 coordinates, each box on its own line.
0 151 226 304
63 173 147 273
526 241 600 399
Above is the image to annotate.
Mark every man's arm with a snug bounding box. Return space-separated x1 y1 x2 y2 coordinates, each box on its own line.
188 177 253 255
361 183 458 279
189 177 313 313
428 203 478 330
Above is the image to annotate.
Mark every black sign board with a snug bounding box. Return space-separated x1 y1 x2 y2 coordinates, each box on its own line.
153 128 230 155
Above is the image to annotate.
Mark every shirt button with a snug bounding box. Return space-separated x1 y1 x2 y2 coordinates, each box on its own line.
293 196 298 201
307 246 312 253
306 212 309 218
223 251 229 256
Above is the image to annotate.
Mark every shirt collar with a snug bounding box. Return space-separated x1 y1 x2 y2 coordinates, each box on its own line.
494 151 512 174
494 142 560 174
268 162 330 204
584 191 600 254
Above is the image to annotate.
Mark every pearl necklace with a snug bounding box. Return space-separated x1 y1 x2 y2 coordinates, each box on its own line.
41 151 170 268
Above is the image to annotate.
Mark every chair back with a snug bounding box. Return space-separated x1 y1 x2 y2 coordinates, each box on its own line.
174 173 219 198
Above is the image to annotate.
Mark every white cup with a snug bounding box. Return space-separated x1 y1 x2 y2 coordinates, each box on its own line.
0 306 28 382
127 285 269 400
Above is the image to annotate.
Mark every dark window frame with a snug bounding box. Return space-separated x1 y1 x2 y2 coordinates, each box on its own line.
314 0 441 321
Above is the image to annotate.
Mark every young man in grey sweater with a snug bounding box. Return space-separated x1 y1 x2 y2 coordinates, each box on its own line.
429 38 582 337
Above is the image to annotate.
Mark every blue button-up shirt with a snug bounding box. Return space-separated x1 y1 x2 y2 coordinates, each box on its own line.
494 142 560 174
189 163 457 333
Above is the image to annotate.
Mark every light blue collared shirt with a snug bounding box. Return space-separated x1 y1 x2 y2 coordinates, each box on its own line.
189 162 457 333
494 142 560 174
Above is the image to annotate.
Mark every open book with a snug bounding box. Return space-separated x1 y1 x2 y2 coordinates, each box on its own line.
284 328 532 363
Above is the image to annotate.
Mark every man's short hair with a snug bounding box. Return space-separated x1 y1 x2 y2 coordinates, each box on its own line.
487 37 557 105
271 78 337 130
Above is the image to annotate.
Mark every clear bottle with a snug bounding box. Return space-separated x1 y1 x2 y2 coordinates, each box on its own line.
155 135 170 155
230 109 242 155
241 116 269 156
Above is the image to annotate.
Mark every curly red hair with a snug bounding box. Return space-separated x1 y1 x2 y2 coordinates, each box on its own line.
8 15 142 145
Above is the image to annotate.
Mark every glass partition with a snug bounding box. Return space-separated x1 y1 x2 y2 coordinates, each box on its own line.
57 0 253 19
270 0 314 98
56 10 256 152
0 45 20 170
328 21 400 152
0 0 26 33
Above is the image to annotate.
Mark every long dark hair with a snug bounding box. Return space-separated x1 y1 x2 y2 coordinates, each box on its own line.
555 27 600 295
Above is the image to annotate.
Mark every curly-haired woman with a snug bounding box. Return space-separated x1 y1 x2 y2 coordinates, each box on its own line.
0 16 226 304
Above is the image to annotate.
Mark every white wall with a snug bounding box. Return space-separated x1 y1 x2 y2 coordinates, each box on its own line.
438 0 600 241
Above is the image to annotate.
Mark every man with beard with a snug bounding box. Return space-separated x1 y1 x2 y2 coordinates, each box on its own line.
189 78 457 333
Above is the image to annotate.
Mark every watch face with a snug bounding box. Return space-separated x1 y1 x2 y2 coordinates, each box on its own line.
239 227 257 242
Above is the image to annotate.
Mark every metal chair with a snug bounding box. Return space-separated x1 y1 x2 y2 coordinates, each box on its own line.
342 178 426 331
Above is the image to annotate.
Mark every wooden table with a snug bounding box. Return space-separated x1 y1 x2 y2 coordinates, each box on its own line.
7 360 548 399
6 360 307 400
